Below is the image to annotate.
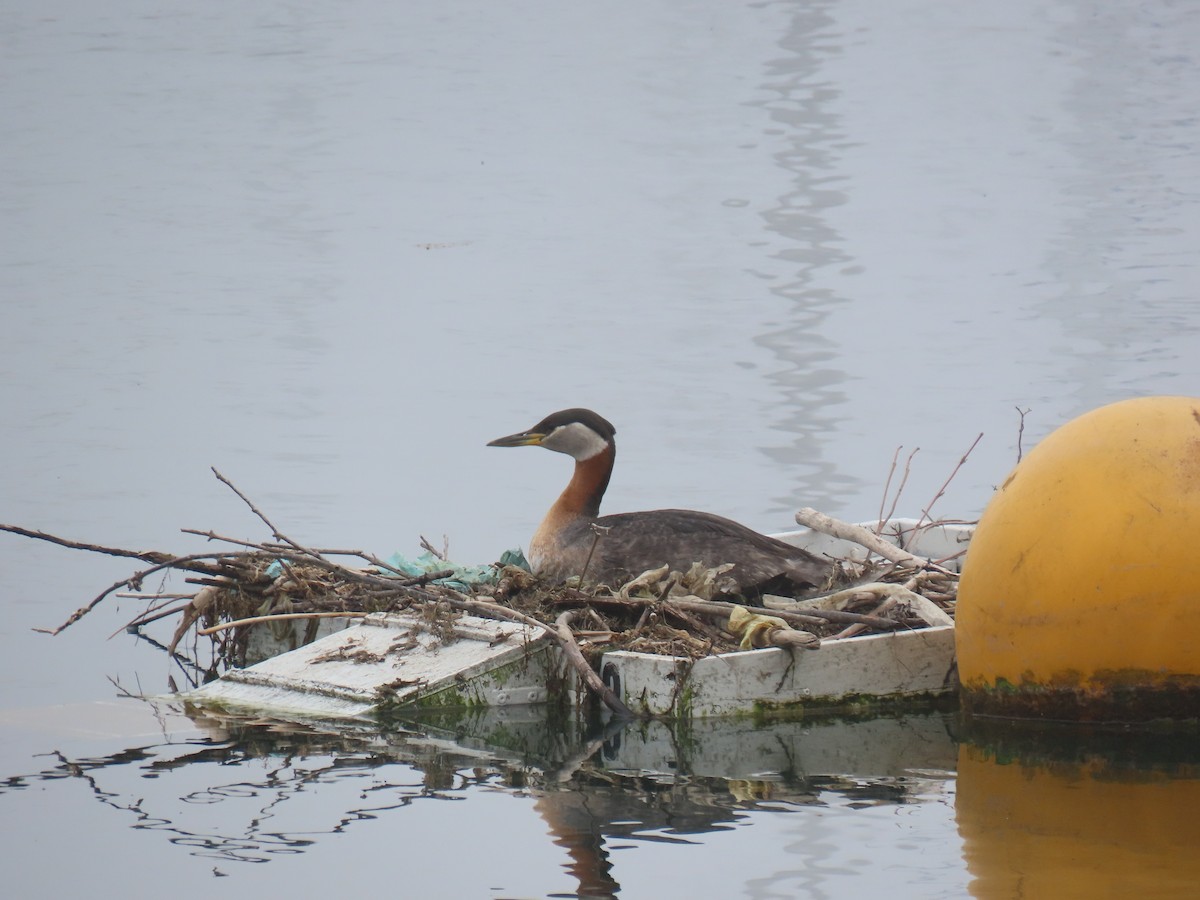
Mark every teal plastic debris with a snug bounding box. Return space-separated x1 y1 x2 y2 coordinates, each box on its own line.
264 548 531 592
498 548 531 571
379 550 499 592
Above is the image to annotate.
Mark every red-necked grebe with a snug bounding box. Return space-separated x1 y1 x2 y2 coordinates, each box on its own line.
488 408 832 596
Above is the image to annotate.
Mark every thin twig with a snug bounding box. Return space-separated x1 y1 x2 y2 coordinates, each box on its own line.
34 551 262 635
211 467 322 561
1015 406 1030 463
115 592 197 601
197 610 368 636
911 432 983 532
116 601 200 635
796 508 953 574
656 572 679 603
628 603 654 640
879 447 919 533
211 468 282 537
833 597 900 640
182 528 274 552
0 523 173 564
876 446 902 533
578 523 609 587
189 527 453 593
185 528 432 582
419 535 448 561
661 604 727 643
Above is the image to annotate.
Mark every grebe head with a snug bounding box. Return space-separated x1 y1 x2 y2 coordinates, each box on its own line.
487 408 615 461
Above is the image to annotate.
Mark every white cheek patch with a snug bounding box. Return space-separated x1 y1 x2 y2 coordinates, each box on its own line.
542 422 609 460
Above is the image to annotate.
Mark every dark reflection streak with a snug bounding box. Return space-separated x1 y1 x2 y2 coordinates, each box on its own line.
8 736 507 864
40 749 291 863
3 711 959 891
126 628 214 685
7 742 401 862
749 0 859 515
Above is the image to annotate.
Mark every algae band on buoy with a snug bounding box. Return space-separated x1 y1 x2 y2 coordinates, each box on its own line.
957 396 1200 721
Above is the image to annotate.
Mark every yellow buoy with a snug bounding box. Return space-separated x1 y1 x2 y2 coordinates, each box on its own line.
957 396 1200 720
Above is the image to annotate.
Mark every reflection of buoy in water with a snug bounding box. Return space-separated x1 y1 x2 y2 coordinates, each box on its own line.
956 730 1200 898
957 396 1200 720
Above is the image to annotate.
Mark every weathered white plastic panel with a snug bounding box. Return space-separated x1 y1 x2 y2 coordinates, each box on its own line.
601 625 957 718
186 611 555 719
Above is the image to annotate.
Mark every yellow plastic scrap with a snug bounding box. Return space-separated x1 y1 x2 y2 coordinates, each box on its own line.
680 561 738 599
616 564 672 599
727 605 790 650
615 562 737 599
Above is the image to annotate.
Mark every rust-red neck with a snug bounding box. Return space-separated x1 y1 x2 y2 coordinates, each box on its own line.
555 443 614 519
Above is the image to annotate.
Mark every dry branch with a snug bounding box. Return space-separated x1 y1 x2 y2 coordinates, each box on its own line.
794 508 955 575
198 610 368 636
555 610 635 719
912 432 983 531
877 446 919 533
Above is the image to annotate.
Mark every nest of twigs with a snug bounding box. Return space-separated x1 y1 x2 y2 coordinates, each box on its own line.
11 469 966 718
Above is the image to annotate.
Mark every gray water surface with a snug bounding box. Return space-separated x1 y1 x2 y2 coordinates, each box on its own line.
3 1 1199 897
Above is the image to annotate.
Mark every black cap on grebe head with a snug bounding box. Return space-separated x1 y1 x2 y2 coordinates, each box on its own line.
487 408 616 461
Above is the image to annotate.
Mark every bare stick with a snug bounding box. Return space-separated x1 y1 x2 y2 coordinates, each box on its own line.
185 528 426 582
628 571 677 640
629 603 654 640
35 551 261 636
879 447 919 533
115 592 197 600
665 596 901 632
116 601 198 634
578 523 609 587
198 611 367 636
419 535 448 561
190 527 454 590
211 467 281 536
831 583 954 639
554 609 635 719
325 548 438 580
833 597 899 640
211 467 321 560
1015 406 1030 463
182 528 275 552
795 508 954 574
876 446 902 533
912 432 983 532
35 581 138 635
0 523 172 564
447 596 636 719
768 629 820 651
